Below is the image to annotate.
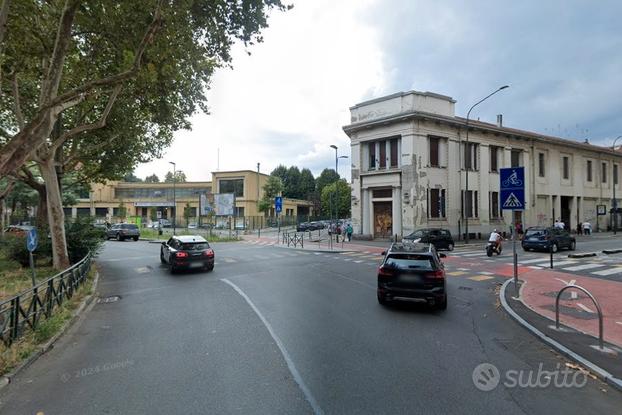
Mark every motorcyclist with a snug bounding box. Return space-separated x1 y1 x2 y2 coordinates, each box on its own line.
488 229 502 252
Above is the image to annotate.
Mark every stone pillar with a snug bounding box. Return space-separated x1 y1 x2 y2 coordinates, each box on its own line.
392 186 402 237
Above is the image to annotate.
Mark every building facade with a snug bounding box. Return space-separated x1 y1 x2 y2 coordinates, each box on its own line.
343 91 622 239
69 170 313 227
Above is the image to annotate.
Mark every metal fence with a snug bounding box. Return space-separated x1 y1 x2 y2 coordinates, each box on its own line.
0 253 92 347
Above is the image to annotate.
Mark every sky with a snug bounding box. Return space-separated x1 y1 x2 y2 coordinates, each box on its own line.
135 0 622 183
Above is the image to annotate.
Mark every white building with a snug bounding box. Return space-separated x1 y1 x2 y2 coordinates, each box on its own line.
343 90 622 239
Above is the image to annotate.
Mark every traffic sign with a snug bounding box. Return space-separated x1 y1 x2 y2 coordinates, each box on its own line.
275 196 283 214
26 228 38 252
500 167 525 211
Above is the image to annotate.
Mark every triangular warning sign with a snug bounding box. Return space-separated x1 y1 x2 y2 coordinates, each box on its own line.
503 192 523 208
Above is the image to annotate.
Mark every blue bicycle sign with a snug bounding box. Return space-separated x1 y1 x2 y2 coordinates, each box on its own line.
502 170 523 187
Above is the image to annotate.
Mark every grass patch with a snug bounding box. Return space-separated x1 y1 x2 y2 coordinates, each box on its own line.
0 253 58 302
0 267 96 376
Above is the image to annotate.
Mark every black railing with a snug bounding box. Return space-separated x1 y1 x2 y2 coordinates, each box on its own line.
0 253 92 347
282 232 304 248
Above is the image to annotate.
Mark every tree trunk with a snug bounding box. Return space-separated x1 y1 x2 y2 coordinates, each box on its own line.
39 157 70 269
36 185 47 228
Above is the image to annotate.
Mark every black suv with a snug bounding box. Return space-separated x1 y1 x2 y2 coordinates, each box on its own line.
403 228 454 251
521 227 576 252
377 242 447 310
106 223 140 241
160 235 215 273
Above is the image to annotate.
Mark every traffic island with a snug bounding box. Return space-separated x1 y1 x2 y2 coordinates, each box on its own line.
603 249 622 255
500 277 622 392
568 252 598 258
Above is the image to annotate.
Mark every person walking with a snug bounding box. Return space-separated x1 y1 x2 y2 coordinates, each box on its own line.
582 221 592 235
346 223 353 242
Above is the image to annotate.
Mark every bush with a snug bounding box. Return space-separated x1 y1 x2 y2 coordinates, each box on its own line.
2 232 52 267
65 217 105 263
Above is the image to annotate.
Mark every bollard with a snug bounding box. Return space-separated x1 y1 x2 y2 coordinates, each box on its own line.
550 244 553 269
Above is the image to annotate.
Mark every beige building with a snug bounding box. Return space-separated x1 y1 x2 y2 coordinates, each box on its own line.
69 170 313 228
343 90 622 239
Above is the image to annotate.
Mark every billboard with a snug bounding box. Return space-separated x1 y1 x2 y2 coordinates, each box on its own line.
214 193 235 216
200 193 214 216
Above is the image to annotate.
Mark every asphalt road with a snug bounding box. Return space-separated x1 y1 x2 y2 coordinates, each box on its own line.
1 240 621 414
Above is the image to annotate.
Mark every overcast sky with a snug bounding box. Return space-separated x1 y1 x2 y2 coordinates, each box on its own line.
135 0 622 183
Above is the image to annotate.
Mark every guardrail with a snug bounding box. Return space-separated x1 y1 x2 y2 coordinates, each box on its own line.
282 232 304 248
0 253 92 347
555 284 605 350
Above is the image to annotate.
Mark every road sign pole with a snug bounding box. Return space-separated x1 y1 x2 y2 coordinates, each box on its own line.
513 214 518 296
29 251 36 287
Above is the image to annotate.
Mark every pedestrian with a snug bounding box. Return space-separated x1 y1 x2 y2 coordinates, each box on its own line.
582 221 592 235
577 222 583 235
346 223 353 242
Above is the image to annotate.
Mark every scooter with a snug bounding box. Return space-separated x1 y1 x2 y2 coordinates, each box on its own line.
486 241 502 257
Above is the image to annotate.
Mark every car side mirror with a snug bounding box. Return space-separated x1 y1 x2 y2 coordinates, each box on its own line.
439 253 447 258
381 251 386 256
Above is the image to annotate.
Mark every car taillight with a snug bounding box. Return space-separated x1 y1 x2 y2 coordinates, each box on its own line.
204 249 214 257
378 266 394 277
426 270 445 279
175 252 188 258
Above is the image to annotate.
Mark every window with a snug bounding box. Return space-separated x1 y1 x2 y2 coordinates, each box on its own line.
562 156 570 179
490 146 499 172
219 179 244 197
489 191 500 219
587 160 592 182
511 149 521 167
602 162 607 183
390 138 398 168
463 142 478 170
379 140 386 169
615 164 619 185
235 206 245 216
184 206 197 217
461 190 478 218
429 137 440 167
369 142 376 170
538 153 545 177
428 188 446 218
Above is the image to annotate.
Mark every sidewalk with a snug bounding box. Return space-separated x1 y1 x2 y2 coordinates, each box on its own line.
501 269 622 390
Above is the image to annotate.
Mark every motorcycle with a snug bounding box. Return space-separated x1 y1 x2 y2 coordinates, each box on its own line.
486 241 503 257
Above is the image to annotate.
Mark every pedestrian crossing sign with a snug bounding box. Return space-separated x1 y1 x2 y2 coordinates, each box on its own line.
500 167 525 211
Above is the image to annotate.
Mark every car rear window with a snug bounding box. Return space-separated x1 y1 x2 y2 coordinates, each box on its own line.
122 224 138 230
525 229 546 237
181 242 209 251
385 254 435 271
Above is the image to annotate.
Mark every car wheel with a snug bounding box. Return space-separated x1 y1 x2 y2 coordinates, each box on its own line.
551 243 558 253
377 295 389 306
447 243 454 251
160 250 166 264
169 255 176 274
437 295 448 311
133 236 139 241
205 264 214 272
569 240 576 251
116 233 122 241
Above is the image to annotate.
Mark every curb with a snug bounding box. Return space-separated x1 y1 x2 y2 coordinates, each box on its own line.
499 279 622 392
603 249 622 255
0 271 100 391
568 252 598 258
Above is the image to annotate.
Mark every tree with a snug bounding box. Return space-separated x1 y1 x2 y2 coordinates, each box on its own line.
299 168 315 200
0 0 290 269
183 202 192 227
320 180 351 219
144 174 160 183
316 168 340 196
164 171 186 183
258 176 283 213
123 172 143 182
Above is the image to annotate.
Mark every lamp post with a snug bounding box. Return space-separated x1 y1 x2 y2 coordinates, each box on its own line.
169 161 176 235
464 85 509 244
329 145 349 221
612 135 622 235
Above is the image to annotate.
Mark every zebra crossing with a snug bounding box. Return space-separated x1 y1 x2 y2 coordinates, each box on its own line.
449 248 622 278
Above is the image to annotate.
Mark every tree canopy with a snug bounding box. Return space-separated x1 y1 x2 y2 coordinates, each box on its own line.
144 173 160 183
320 179 351 219
164 170 186 183
258 175 283 212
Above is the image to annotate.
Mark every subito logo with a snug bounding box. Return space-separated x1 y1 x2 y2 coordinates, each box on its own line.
472 363 500 391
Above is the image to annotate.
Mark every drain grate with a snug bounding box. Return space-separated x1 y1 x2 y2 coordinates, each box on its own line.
97 295 121 304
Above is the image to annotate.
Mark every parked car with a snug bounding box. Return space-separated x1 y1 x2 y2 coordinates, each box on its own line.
521 227 576 252
106 223 140 241
187 222 198 229
377 242 447 310
160 235 214 273
403 228 454 251
296 222 310 232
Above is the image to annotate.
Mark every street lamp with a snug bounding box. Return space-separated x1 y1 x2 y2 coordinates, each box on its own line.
464 85 509 244
329 145 349 221
612 135 622 234
169 161 176 235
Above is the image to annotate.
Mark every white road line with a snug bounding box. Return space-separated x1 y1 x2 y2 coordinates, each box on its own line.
537 260 576 267
343 258 353 262
459 253 483 257
562 263 606 272
577 303 595 313
528 266 543 270
569 280 577 299
224 258 236 263
519 258 554 264
354 260 364 263
592 267 622 276
221 279 323 415
616 322 622 326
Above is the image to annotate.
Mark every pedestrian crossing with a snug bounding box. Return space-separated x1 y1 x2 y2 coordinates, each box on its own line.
448 249 622 278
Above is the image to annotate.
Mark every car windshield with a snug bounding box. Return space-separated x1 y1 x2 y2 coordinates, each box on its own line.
181 242 209 251
385 254 435 271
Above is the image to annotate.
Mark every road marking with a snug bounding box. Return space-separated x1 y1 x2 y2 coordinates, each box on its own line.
577 303 595 313
616 322 622 326
353 260 363 263
519 258 553 264
562 263 606 272
528 266 543 270
569 280 577 299
135 267 151 273
457 268 470 271
468 275 494 281
540 260 576 267
224 258 236 263
479 271 494 275
461 253 484 257
343 258 353 262
592 267 622 276
221 279 323 415
447 271 467 276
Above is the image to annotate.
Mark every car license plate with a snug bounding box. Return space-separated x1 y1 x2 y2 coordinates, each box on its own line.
189 262 203 268
399 274 422 283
